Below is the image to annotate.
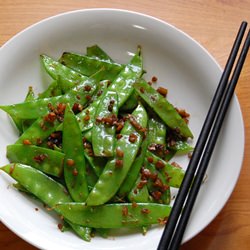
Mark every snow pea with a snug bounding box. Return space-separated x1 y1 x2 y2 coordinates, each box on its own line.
145 160 171 205
86 103 148 206
168 140 194 155
38 80 62 99
84 143 107 177
41 54 88 93
7 144 64 177
118 137 148 198
92 90 118 157
63 104 88 202
15 115 61 145
128 174 150 203
146 150 185 188
134 79 193 139
59 52 123 81
108 47 143 107
55 202 171 228
1 163 91 241
148 117 167 145
86 44 114 62
1 163 72 204
0 76 97 120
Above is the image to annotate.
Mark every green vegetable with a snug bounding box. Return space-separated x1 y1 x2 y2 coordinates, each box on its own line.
63 104 88 202
134 79 193 138
7 144 64 177
56 202 171 228
92 90 118 157
86 103 148 206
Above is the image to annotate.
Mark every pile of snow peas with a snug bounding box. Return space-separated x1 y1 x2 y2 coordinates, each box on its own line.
0 45 193 241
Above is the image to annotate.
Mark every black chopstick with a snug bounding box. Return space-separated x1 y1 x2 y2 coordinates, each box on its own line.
157 22 249 250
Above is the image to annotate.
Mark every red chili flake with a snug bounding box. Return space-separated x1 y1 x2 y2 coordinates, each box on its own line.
147 156 154 163
116 148 124 158
116 134 123 140
158 217 168 225
148 81 152 85
97 90 103 96
86 95 92 101
152 76 158 82
141 208 150 214
171 162 182 169
176 108 190 119
72 103 83 114
141 167 152 179
58 223 64 231
151 190 162 200
132 202 138 208
137 179 147 189
84 85 92 92
95 116 102 123
155 160 165 169
115 159 123 168
84 115 90 121
72 168 78 176
139 87 145 93
157 87 168 97
66 159 75 167
9 164 16 175
56 103 66 114
122 206 128 216
149 172 158 181
153 178 164 188
129 133 137 143
34 154 48 164
44 112 57 123
23 139 32 145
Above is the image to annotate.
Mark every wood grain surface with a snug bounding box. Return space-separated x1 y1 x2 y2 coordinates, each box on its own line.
0 1 249 249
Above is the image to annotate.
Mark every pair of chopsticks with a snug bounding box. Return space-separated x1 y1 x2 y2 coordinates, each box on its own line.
157 21 250 250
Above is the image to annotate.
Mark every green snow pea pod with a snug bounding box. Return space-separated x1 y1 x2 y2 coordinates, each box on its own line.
59 52 123 81
83 142 107 177
118 137 148 198
59 48 143 134
15 115 61 146
145 161 171 205
86 103 148 206
108 47 143 107
41 54 88 93
86 44 114 62
1 164 91 241
10 86 36 133
92 90 118 157
55 202 171 228
120 91 138 111
6 144 64 177
38 80 63 99
63 104 89 202
168 140 193 155
128 174 150 203
148 117 167 145
134 79 193 139
1 163 71 204
146 150 185 188
0 77 97 120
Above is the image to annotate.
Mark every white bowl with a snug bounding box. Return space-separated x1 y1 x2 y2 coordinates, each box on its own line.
0 9 244 250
